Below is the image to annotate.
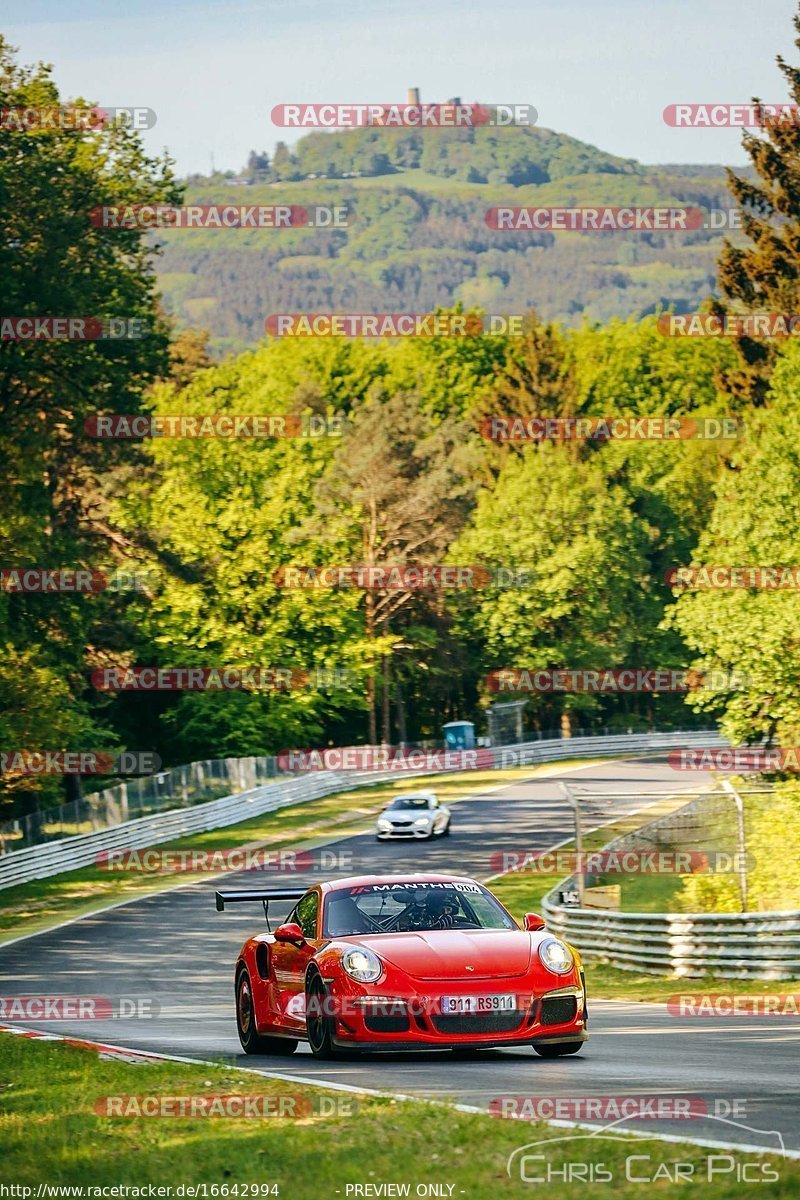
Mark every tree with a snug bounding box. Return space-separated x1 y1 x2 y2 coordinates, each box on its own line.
714 5 800 403
315 388 478 742
0 38 181 808
668 340 800 747
450 443 652 736
472 314 579 474
272 141 300 180
166 327 214 388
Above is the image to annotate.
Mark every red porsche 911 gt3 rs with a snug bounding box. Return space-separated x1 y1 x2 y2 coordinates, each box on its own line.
216 874 587 1059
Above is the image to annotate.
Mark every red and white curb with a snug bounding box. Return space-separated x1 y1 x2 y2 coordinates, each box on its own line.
0 1022 168 1063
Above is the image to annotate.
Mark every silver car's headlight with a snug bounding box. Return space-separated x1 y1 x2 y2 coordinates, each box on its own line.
414 816 431 826
341 947 383 983
538 937 574 975
377 819 391 829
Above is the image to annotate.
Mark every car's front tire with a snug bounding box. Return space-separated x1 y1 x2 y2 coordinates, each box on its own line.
236 967 297 1056
306 969 340 1059
533 1041 584 1057
441 819 451 837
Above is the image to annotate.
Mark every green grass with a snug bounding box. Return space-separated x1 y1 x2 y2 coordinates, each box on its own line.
0 759 602 944
0 1033 795 1196
489 792 800 1001
489 791 695 919
583 960 800 1002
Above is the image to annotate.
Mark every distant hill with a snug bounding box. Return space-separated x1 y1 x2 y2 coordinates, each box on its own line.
156 124 744 355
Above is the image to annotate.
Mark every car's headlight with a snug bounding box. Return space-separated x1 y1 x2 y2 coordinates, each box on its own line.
377 819 390 829
414 816 431 826
538 938 574 975
341 947 383 983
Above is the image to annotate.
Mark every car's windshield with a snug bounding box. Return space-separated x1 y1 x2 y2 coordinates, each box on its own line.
322 881 516 937
388 796 431 810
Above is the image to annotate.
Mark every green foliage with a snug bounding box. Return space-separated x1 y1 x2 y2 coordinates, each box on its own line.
668 341 800 745
678 781 800 912
0 38 180 813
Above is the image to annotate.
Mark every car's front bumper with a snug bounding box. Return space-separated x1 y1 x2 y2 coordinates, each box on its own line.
332 1030 588 1052
376 826 433 839
328 984 586 1050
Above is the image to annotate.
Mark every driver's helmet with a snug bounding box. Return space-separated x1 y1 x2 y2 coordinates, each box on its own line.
425 890 458 920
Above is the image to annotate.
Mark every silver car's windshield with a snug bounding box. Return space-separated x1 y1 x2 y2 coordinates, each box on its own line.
322 882 516 937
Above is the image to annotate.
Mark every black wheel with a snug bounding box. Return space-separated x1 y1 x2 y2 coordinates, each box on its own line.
306 970 340 1059
236 968 297 1056
533 1041 584 1057
441 820 451 837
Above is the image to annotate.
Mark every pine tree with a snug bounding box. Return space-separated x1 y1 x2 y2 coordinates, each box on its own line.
715 4 800 404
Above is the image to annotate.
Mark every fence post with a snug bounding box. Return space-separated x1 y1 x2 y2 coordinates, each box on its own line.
560 781 584 906
718 776 749 912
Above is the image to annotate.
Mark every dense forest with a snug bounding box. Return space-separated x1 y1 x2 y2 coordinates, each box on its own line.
4 18 800 820
159 131 738 353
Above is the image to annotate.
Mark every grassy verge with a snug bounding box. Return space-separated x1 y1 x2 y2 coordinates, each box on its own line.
489 791 696 919
0 759 602 945
583 961 800 1002
0 1033 794 1196
490 793 800 1002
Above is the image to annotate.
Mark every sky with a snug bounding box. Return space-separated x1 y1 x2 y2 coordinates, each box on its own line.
4 0 799 176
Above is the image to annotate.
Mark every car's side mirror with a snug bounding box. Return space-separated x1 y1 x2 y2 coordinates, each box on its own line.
274 921 306 946
524 913 546 932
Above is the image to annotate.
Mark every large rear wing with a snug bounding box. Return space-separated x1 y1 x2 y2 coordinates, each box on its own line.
215 888 306 912
216 888 307 929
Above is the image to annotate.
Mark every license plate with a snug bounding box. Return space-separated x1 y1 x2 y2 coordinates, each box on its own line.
440 993 516 1014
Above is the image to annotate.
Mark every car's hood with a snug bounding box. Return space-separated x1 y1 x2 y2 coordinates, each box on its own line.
351 929 533 980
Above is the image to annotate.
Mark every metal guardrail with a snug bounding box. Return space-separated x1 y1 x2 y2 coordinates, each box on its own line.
0 755 284 852
541 903 800 980
0 729 725 891
541 786 800 979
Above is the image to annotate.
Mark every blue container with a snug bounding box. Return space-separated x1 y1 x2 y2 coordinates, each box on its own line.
442 720 476 750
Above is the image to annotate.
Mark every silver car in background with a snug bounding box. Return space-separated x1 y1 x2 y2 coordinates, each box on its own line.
375 791 452 840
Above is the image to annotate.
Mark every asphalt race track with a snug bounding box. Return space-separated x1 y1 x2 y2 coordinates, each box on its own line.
1 756 797 1157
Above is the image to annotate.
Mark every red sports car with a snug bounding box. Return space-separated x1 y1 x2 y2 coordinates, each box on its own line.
216 873 587 1059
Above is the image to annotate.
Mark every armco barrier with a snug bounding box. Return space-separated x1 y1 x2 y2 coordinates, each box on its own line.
541 784 800 979
540 901 800 980
0 729 724 891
